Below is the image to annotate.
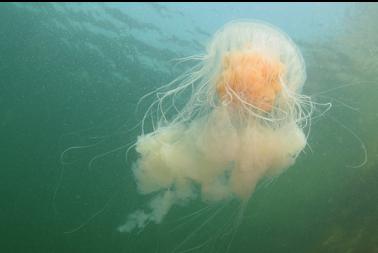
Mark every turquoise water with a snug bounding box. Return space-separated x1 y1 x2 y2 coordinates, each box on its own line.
1 3 378 253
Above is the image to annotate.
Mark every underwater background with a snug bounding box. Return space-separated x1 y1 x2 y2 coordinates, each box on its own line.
1 2 378 253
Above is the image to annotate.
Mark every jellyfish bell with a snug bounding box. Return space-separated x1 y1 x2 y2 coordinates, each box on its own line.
216 50 284 112
119 20 310 233
208 20 306 94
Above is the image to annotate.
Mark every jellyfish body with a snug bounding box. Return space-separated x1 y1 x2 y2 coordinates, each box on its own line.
119 20 310 233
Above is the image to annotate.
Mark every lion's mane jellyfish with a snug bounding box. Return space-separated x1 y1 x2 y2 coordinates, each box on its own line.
119 20 311 232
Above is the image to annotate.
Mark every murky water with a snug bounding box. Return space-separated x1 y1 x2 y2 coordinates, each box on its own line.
1 3 377 253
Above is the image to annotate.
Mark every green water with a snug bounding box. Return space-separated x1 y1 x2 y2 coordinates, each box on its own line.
1 3 377 253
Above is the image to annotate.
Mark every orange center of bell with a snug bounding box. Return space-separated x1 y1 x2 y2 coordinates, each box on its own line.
216 51 284 112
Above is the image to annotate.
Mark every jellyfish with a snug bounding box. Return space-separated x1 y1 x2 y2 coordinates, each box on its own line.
119 20 312 233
